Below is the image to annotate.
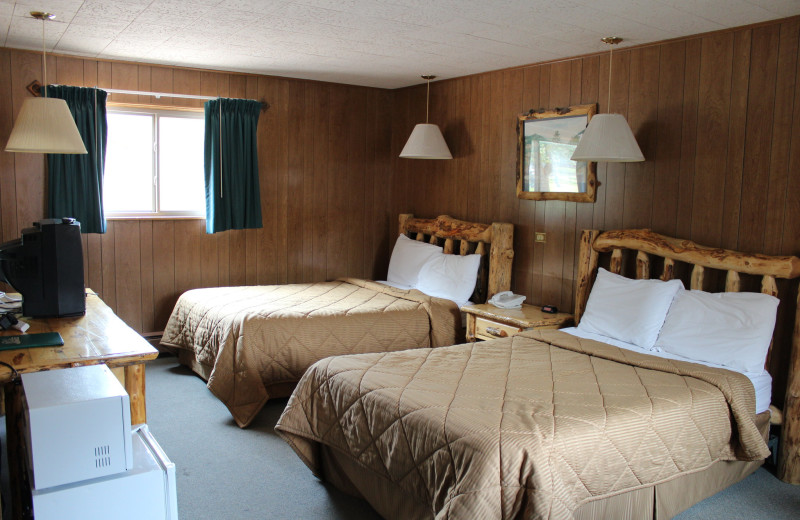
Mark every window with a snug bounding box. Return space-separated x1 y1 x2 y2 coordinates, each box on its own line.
104 107 206 218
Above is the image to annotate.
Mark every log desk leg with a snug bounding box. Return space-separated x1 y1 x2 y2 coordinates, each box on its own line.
122 363 148 424
4 379 31 520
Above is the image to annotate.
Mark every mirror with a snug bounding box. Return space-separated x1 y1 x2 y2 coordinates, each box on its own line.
516 104 597 202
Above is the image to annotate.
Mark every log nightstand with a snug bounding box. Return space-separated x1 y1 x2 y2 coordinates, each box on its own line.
462 303 574 342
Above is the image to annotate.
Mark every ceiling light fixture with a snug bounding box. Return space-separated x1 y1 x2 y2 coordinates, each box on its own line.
571 37 644 163
5 12 87 154
399 75 452 159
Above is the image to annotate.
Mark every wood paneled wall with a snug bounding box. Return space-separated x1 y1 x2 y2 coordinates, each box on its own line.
391 16 800 401
2 16 800 399
0 48 393 333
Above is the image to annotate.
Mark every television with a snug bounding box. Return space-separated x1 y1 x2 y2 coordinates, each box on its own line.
0 218 85 318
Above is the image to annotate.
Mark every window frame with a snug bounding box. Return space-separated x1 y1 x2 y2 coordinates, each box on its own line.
104 104 206 220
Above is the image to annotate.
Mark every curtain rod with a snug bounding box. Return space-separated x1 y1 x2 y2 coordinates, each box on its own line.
102 88 270 110
102 88 216 100
26 81 270 110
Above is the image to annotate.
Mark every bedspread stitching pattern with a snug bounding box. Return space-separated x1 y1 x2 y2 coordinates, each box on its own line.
161 279 461 427
275 329 769 519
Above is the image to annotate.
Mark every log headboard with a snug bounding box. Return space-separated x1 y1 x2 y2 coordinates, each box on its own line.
573 228 800 485
398 214 514 303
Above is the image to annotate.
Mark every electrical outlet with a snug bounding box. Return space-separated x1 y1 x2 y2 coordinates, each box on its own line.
535 232 546 243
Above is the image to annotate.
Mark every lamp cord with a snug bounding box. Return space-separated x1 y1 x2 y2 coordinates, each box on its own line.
41 17 47 98
425 78 430 124
607 44 613 112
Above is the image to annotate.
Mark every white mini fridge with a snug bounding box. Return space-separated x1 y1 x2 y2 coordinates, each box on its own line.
31 424 178 520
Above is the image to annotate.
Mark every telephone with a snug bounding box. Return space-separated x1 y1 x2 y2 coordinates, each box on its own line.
488 291 526 309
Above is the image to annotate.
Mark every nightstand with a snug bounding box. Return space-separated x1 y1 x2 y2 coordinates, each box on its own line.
461 303 574 342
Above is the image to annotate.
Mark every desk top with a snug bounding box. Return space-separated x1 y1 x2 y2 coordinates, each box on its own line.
0 290 158 383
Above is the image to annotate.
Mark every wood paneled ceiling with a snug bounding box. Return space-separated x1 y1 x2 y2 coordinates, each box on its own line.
1 1 798 88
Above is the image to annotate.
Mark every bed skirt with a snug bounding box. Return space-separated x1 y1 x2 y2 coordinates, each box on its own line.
317 411 770 520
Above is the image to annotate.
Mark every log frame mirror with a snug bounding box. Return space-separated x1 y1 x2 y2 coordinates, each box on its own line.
516 104 597 203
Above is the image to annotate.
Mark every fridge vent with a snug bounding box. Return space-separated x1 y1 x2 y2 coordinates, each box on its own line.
94 445 111 468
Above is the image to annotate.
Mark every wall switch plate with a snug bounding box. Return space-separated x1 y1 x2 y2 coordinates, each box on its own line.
535 232 546 243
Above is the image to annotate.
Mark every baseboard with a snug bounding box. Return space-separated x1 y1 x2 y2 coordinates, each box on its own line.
141 331 168 353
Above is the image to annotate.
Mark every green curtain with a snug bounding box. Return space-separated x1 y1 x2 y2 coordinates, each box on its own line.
204 98 263 234
45 85 108 234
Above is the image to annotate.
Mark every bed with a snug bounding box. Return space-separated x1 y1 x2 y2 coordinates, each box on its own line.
275 228 800 519
160 214 514 427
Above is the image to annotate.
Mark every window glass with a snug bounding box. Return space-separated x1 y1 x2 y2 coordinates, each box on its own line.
158 117 206 212
104 107 205 218
104 112 154 212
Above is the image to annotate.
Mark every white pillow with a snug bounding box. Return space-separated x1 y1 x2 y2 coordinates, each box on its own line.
577 267 683 349
654 290 778 374
386 234 443 287
416 253 481 303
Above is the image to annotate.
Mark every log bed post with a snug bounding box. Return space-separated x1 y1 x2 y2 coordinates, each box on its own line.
487 222 514 300
761 275 779 372
573 230 600 324
778 290 800 484
398 213 412 237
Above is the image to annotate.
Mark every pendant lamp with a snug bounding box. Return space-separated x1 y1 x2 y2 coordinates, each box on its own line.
571 37 643 163
5 12 87 154
400 75 452 159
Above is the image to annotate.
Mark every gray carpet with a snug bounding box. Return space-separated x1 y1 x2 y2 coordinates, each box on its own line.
143 356 381 520
4 356 800 519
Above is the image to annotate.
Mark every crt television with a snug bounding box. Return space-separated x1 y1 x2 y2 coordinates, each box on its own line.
0 218 85 318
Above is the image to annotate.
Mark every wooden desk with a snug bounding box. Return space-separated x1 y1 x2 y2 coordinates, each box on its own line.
0 290 158 519
0 290 158 422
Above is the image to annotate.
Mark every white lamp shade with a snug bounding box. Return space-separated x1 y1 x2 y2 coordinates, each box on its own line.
5 97 88 154
570 113 644 162
399 123 452 159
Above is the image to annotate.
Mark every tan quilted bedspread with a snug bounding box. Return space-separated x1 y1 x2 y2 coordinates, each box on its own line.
275 329 769 519
161 279 461 427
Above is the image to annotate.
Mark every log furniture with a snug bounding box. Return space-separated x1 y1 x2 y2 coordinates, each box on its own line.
0 290 158 423
277 227 797 519
276 227 800 520
462 303 573 341
398 213 514 302
0 290 158 519
574 229 800 485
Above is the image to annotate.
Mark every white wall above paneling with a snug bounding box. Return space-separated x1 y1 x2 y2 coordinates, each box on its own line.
1 0 798 88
